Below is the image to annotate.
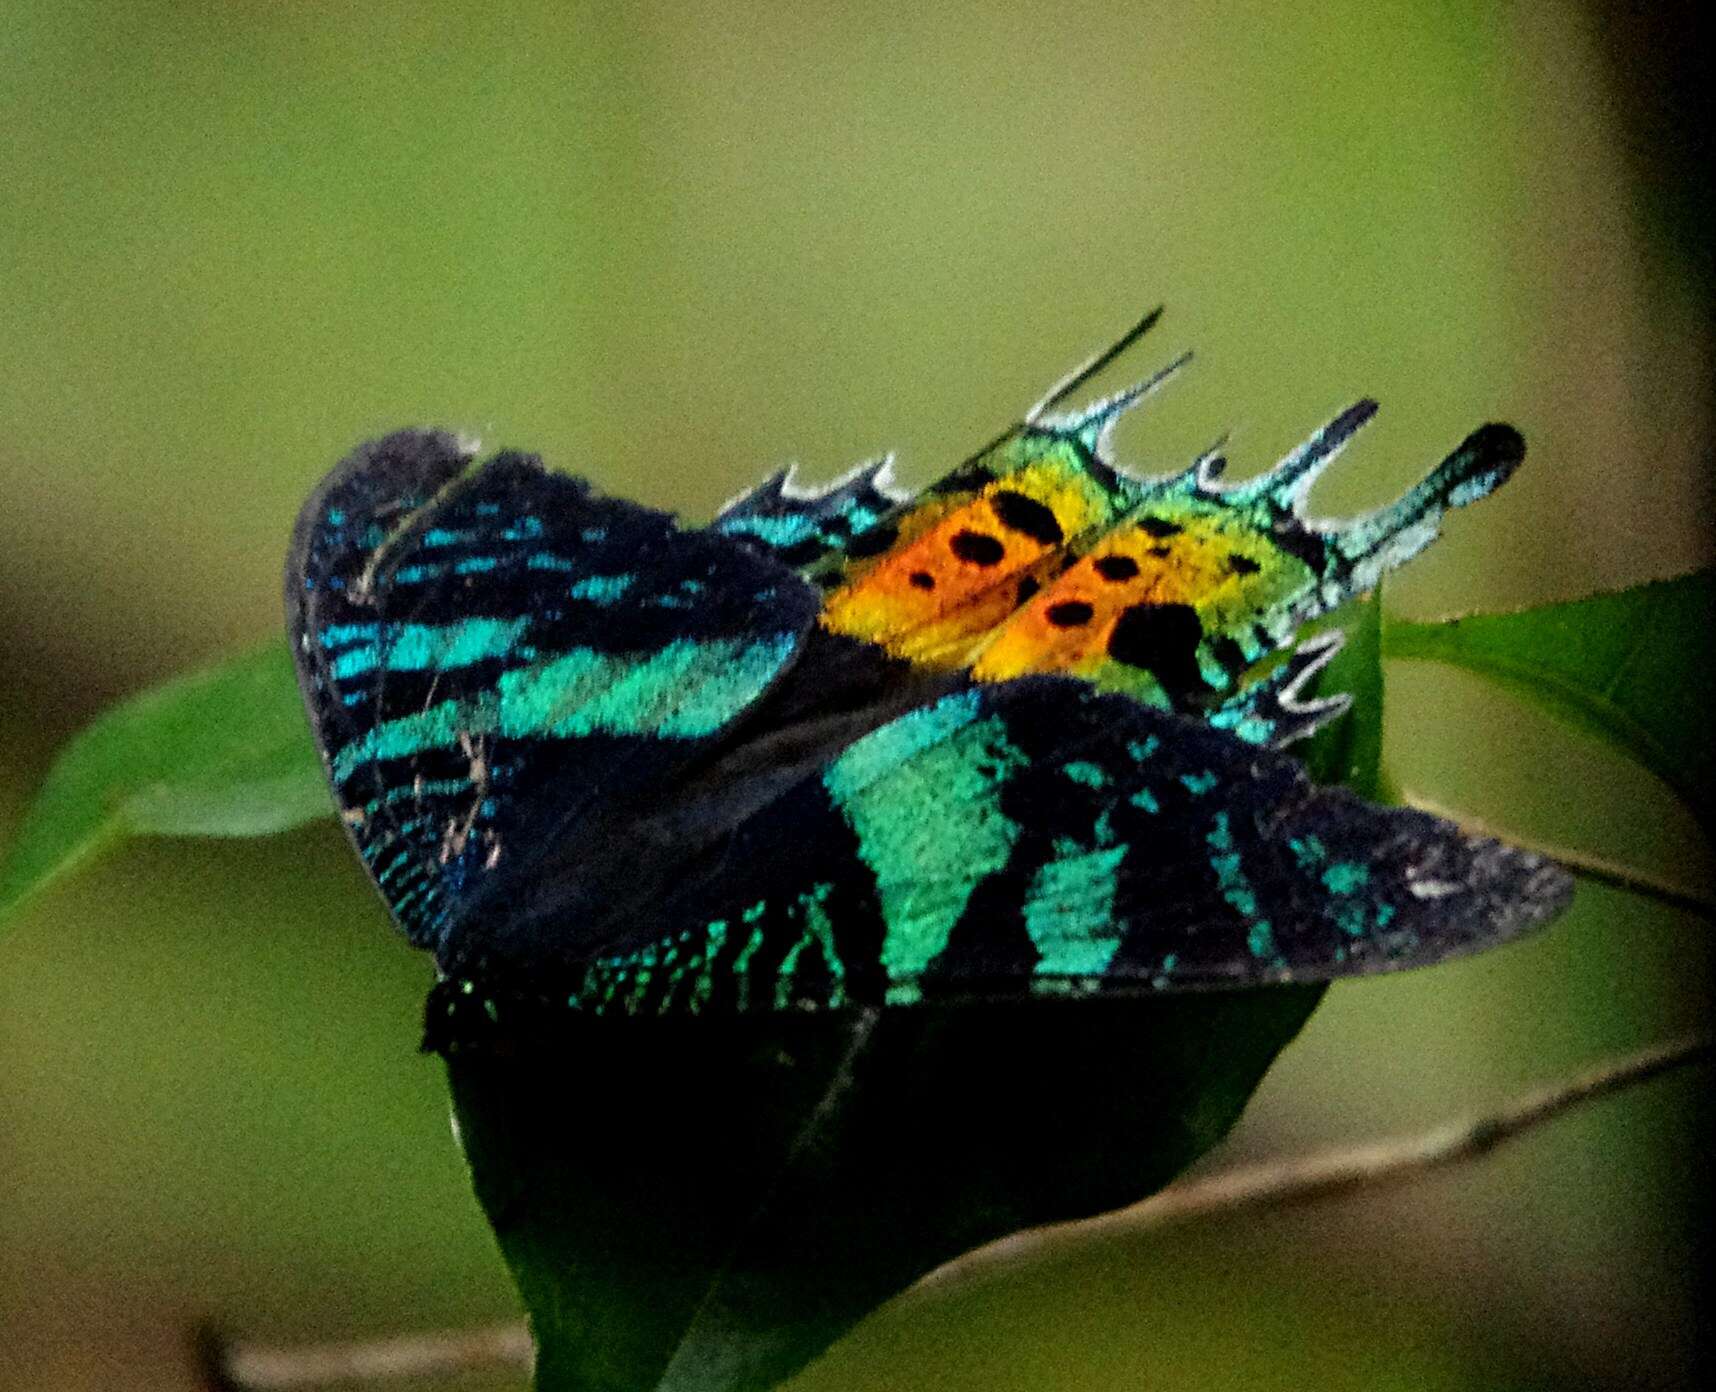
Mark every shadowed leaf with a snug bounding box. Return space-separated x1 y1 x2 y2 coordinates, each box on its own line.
1301 587 1387 800
445 989 1322 1392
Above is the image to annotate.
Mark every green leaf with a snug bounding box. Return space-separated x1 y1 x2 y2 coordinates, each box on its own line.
447 989 1322 1392
1300 586 1388 799
1383 568 1715 837
0 642 329 929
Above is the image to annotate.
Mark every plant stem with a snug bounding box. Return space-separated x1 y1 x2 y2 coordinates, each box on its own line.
200 1322 532 1390
912 1029 1714 1294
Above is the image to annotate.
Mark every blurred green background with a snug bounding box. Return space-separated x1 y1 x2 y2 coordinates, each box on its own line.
2 2 1711 1389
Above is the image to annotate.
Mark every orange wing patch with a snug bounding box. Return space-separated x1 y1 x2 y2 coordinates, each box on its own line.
820 447 1118 666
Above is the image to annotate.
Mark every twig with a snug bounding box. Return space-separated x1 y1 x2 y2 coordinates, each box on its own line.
201 1321 532 1390
910 1029 1714 1295
1400 787 1715 918
204 1032 1712 1388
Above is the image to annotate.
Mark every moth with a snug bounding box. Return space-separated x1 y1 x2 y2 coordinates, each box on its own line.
285 311 1572 1036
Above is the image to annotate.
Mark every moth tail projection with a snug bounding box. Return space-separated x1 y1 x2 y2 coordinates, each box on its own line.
1206 630 1350 749
1004 344 1194 482
1136 406 1526 635
714 309 1188 580
1218 399 1381 511
787 310 1533 741
1306 422 1527 610
926 340 1193 509
946 303 1179 483
1024 304 1170 428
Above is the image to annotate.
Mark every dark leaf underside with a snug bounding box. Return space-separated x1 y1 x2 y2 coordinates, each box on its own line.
447 989 1322 1392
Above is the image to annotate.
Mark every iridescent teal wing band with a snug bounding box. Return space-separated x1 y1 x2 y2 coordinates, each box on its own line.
286 429 821 974
551 677 1570 1019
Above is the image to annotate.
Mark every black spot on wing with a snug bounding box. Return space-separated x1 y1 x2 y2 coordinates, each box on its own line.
1046 601 1095 628
991 490 1065 545
1108 601 1209 697
1268 513 1330 572
778 540 827 567
1093 555 1139 582
950 530 1007 566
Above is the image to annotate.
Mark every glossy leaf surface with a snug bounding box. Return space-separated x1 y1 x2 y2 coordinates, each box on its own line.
0 643 324 929
1383 568 1714 836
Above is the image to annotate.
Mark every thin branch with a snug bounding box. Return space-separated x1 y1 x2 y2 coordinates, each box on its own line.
1400 787 1715 918
911 1029 1714 1295
201 1321 531 1390
205 1031 1713 1388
